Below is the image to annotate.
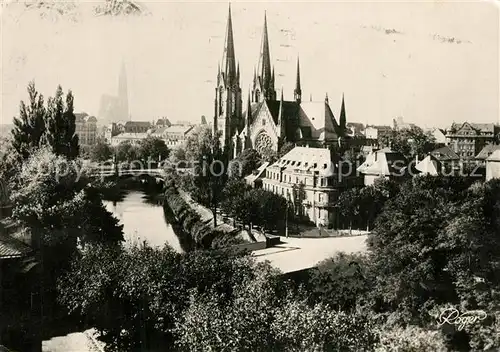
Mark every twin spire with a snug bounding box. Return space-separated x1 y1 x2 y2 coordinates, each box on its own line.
220 5 302 103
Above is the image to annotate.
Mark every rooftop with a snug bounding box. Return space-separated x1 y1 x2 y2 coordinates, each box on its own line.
0 233 32 259
487 150 500 162
270 147 336 176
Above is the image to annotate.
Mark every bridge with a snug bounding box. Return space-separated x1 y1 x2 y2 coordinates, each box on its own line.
90 167 194 182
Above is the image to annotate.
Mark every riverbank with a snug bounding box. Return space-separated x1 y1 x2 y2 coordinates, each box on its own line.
163 176 249 250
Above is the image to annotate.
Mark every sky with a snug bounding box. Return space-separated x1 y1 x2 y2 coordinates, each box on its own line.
1 0 499 128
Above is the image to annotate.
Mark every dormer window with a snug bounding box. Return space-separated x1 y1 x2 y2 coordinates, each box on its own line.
291 161 296 166
313 163 318 168
323 164 327 169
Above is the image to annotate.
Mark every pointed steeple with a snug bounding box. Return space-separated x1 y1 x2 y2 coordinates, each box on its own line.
257 12 273 94
221 4 237 86
325 92 329 104
294 56 302 104
246 88 252 128
278 86 285 128
118 59 129 121
339 93 346 130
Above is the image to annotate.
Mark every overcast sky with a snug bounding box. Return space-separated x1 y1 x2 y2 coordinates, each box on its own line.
1 0 498 128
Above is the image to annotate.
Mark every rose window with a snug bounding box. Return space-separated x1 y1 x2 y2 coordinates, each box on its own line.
254 132 273 154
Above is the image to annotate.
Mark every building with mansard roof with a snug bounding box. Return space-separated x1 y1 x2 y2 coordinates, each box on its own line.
213 6 346 160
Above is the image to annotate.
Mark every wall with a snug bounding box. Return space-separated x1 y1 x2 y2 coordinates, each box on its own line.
486 160 500 181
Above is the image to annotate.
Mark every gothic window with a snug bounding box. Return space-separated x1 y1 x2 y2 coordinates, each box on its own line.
256 90 260 102
262 119 266 126
254 132 273 155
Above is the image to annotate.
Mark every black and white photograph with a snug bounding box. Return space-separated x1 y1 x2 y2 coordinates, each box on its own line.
0 0 499 351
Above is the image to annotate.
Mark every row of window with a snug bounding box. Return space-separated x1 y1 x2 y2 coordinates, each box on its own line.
262 182 328 203
266 171 334 187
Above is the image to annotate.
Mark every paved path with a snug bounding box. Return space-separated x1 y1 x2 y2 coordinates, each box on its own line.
42 329 104 352
253 235 368 273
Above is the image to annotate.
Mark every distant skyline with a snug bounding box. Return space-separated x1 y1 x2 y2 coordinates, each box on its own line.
1 1 499 128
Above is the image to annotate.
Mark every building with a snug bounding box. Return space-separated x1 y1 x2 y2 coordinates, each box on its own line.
430 128 447 145
430 145 461 170
74 113 98 146
486 150 500 181
357 148 408 186
151 125 194 148
261 147 362 228
363 125 392 144
98 61 130 123
415 154 443 176
445 122 496 161
110 132 149 146
393 116 416 131
475 144 500 165
213 6 346 160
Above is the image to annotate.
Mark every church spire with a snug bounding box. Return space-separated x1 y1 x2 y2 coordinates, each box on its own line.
118 59 129 121
339 93 346 130
325 92 329 104
221 3 237 86
258 12 272 84
294 56 301 104
246 88 252 128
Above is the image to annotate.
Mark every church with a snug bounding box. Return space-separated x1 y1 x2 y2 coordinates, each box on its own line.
213 6 347 160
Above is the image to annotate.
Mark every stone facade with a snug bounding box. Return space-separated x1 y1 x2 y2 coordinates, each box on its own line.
74 113 98 146
261 147 362 228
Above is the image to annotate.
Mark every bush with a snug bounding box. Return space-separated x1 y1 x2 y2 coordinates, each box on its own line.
374 325 447 352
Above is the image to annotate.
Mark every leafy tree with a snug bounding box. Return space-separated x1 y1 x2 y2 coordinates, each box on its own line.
220 178 251 225
292 182 306 220
184 125 213 162
374 325 448 352
138 136 170 163
11 81 46 159
368 175 500 343
89 138 113 162
58 244 266 351
192 130 228 227
259 146 278 164
43 86 80 159
380 126 437 160
11 148 123 284
228 148 262 179
278 141 295 159
308 252 373 311
115 140 139 163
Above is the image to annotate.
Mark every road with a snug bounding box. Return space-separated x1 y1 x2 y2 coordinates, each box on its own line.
253 235 368 273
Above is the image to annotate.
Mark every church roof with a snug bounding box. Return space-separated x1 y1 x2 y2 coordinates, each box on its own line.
265 100 299 125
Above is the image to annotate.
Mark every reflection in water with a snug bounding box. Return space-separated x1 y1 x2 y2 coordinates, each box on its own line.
104 191 183 253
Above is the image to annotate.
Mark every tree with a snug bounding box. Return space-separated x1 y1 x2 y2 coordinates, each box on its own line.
184 125 213 162
43 86 80 159
138 136 170 163
368 175 500 348
58 244 265 350
259 146 278 164
11 148 123 285
11 81 46 160
228 148 262 178
309 252 373 311
277 141 295 159
89 138 113 162
192 130 228 227
115 141 139 163
380 126 437 160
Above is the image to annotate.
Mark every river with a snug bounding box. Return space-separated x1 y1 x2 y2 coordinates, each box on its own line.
103 190 183 253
